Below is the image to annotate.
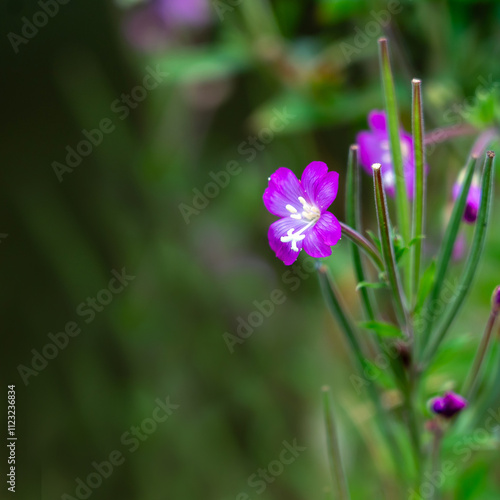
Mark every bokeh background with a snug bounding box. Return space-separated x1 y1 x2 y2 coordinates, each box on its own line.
2 0 500 498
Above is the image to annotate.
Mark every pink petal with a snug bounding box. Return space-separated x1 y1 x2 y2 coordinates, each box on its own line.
268 217 305 265
356 131 381 173
301 161 339 210
303 212 341 258
368 110 387 132
263 167 304 217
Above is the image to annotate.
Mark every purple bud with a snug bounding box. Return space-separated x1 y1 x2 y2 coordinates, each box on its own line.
452 176 481 225
491 286 500 314
430 391 467 418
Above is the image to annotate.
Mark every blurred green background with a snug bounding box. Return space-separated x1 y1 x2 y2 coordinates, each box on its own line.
2 0 500 498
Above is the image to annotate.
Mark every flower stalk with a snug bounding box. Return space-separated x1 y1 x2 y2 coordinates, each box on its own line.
339 222 384 272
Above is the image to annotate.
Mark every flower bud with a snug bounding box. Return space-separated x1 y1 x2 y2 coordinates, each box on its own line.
430 391 467 418
491 286 500 315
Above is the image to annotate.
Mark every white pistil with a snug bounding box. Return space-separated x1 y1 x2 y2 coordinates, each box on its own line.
280 220 316 251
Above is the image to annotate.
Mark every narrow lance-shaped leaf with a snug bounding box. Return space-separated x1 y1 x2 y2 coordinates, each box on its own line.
372 163 408 333
416 154 477 359
410 79 426 306
378 38 411 250
424 151 495 365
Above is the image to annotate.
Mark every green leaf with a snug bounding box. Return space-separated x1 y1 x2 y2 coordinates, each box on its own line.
408 235 426 247
359 321 404 338
355 281 388 291
395 246 408 264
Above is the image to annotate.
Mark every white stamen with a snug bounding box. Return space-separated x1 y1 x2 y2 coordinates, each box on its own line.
286 204 297 213
290 214 302 220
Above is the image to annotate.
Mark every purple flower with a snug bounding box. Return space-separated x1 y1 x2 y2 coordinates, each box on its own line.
357 110 416 198
431 391 467 418
123 0 211 52
154 0 210 27
263 162 342 266
452 174 481 224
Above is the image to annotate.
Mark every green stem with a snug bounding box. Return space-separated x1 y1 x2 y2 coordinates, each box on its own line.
372 163 409 333
429 428 444 500
410 79 425 308
417 155 477 360
316 264 405 473
404 368 422 481
424 151 495 365
378 38 411 253
322 386 351 500
346 145 376 321
339 222 384 272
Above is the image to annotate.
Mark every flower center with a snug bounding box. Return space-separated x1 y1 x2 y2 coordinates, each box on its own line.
280 196 321 252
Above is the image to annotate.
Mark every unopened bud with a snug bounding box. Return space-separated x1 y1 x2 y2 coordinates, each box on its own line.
491 285 500 315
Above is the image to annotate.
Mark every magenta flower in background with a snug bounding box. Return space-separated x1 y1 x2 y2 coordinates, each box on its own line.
123 0 211 52
431 391 467 418
452 174 481 224
357 110 416 198
263 162 341 265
